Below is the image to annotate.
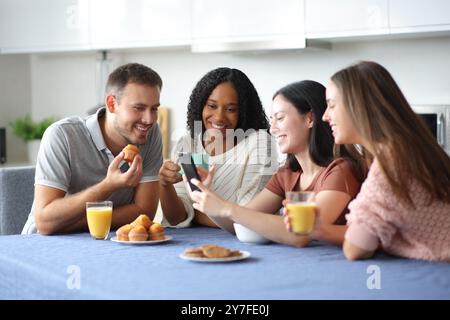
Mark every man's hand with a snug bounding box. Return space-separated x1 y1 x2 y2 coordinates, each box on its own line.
104 152 143 191
159 160 182 187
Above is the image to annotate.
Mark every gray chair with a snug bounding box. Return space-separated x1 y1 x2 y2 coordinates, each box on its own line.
0 166 35 235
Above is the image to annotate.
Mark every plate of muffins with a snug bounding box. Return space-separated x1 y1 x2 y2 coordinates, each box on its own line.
111 236 172 245
111 214 172 245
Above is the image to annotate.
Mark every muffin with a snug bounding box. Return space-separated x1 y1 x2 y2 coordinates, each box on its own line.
122 144 139 164
128 225 148 241
130 214 153 230
149 223 165 240
116 224 132 241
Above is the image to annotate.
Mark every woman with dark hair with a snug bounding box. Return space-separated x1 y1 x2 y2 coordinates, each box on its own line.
189 80 365 247
159 67 278 232
323 61 450 261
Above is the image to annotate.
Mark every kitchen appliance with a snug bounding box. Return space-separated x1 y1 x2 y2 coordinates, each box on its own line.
0 128 6 163
412 105 450 155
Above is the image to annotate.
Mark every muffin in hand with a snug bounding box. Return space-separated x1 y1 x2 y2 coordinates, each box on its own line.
122 144 139 164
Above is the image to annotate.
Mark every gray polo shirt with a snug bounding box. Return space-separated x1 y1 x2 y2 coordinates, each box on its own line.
22 107 163 234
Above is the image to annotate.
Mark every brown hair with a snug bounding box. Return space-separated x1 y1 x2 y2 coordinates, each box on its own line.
334 144 370 185
331 61 450 205
106 63 162 102
274 80 367 183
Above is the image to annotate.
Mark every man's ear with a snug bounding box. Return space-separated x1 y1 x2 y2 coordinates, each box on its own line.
105 95 116 113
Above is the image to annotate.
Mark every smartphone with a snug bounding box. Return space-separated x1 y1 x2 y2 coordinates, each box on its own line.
178 152 201 192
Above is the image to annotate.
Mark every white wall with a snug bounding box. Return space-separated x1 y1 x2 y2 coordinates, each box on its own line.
30 52 99 120
8 35 450 161
124 36 450 148
0 54 31 162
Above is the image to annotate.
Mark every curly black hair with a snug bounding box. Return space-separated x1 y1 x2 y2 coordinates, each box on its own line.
187 67 269 138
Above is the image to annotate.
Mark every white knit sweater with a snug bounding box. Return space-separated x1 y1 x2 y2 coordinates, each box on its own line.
162 130 278 228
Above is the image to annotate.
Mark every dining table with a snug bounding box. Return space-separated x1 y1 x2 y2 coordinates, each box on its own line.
1 226 449 300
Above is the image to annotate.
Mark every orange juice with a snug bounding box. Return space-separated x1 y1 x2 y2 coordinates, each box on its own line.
86 207 112 240
286 203 317 235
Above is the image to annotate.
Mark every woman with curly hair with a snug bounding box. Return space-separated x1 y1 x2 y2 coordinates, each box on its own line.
188 80 366 247
159 67 278 232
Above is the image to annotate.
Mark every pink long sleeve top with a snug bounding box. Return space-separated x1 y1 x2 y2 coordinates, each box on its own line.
345 159 450 262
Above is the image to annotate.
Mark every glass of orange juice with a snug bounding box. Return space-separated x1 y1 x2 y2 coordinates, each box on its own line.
86 201 113 240
286 192 317 235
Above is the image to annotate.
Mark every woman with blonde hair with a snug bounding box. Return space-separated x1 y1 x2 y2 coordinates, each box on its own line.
322 61 450 261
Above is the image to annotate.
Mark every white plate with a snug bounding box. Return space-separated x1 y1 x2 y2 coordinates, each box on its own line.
110 235 172 245
179 250 250 262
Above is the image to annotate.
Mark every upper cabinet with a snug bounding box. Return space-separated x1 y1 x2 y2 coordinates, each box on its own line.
305 0 389 39
1 0 449 54
0 0 90 53
305 0 450 40
89 0 191 50
389 0 450 34
191 0 305 52
0 0 190 54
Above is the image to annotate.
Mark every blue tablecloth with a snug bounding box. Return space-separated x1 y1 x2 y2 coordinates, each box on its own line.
0 227 449 299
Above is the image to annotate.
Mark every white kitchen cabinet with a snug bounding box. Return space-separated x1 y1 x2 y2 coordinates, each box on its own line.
191 0 305 52
0 0 190 54
305 0 389 39
89 0 191 50
389 0 450 34
0 0 90 53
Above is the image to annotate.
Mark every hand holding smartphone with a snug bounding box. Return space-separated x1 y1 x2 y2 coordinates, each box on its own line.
178 152 201 192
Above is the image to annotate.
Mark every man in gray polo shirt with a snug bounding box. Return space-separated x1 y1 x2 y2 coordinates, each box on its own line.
22 63 163 234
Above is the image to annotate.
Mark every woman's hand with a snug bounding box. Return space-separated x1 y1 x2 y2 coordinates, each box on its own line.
159 160 182 187
282 206 322 238
189 178 233 219
195 164 216 188
182 164 216 192
282 207 292 232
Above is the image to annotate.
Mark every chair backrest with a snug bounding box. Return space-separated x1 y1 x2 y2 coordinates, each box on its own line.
0 166 35 235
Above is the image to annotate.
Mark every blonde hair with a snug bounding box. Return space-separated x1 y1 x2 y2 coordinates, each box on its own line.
331 61 450 205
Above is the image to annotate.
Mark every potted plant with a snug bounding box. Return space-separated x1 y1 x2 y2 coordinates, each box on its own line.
10 115 56 163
